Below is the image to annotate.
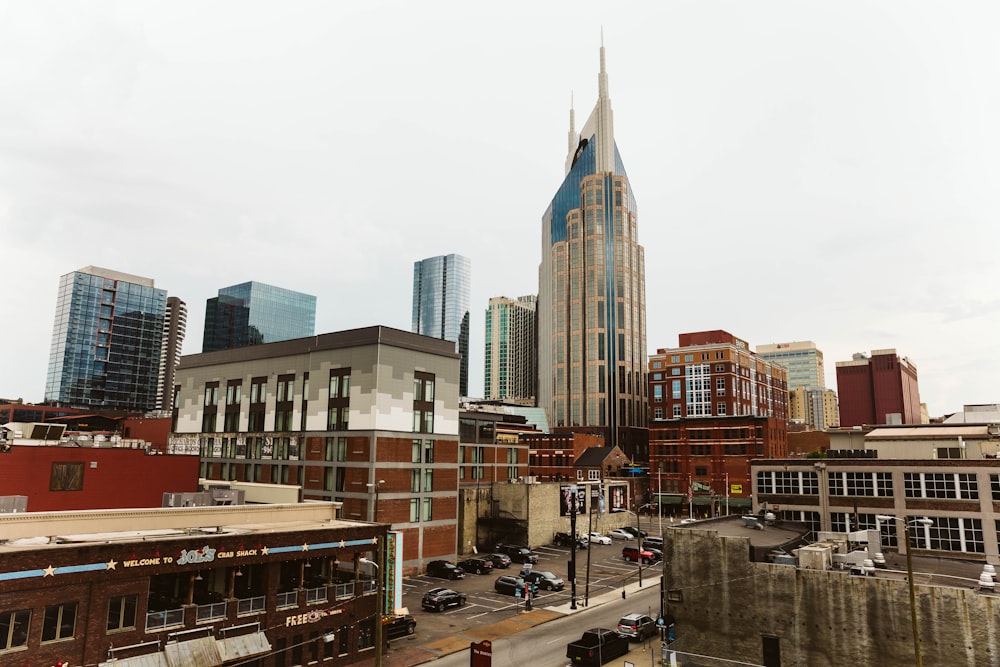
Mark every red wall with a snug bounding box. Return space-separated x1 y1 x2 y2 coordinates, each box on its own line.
121 416 173 451
0 446 200 511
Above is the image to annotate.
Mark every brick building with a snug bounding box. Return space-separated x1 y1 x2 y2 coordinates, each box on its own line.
0 503 388 667
835 348 921 427
169 326 460 573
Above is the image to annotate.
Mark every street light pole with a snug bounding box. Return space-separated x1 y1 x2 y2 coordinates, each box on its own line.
360 553 383 667
876 515 934 667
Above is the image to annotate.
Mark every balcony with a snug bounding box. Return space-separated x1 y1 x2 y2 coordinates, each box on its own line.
196 601 228 623
333 582 355 600
145 607 185 632
276 590 299 609
236 596 266 616
305 586 328 604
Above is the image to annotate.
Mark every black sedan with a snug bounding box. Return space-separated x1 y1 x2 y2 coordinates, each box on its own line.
458 557 494 575
493 575 527 596
421 587 467 612
486 553 512 569
426 560 465 580
385 614 416 639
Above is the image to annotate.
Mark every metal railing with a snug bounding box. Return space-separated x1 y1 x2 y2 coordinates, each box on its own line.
360 579 376 596
145 608 185 632
236 596 266 616
333 582 355 600
305 586 328 604
276 590 299 609
196 601 228 622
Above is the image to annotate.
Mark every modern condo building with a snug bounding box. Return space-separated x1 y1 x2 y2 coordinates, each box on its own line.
412 254 471 397
45 266 167 412
484 295 537 402
202 281 316 353
538 44 647 439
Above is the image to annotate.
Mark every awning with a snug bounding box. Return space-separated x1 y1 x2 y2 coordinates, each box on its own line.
99 654 169 667
164 636 222 667
217 632 272 661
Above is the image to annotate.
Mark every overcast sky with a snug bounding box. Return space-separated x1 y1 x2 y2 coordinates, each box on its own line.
2 1 998 418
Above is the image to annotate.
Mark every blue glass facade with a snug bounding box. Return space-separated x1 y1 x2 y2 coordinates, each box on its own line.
412 254 471 396
202 281 316 352
45 267 167 412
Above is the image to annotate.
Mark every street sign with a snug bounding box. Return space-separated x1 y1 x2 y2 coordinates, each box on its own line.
470 640 492 667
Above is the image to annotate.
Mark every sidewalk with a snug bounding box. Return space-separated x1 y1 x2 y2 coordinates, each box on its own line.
356 580 651 667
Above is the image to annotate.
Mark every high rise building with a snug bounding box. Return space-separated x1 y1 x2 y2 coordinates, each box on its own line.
836 349 921 427
649 331 789 421
484 295 537 402
412 254 471 397
755 341 825 390
45 266 167 412
156 296 188 411
537 43 647 438
202 281 316 353
757 341 837 430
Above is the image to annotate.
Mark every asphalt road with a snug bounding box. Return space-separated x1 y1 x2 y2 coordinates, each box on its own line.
429 584 662 667
396 536 664 648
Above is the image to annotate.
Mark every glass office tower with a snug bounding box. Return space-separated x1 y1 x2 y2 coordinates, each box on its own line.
537 44 647 437
45 266 168 412
484 295 537 402
202 281 316 352
412 254 471 397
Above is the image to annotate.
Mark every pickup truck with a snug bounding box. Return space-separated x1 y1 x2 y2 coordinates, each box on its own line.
566 627 630 665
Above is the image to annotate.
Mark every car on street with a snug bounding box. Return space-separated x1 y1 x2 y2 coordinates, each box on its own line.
495 543 539 564
522 570 565 591
588 532 612 545
617 613 657 641
621 526 648 539
607 529 632 541
679 518 698 525
457 557 494 575
622 546 658 564
421 587 467 612
426 560 465 580
486 553 512 569
385 613 417 638
553 531 588 549
494 575 528 596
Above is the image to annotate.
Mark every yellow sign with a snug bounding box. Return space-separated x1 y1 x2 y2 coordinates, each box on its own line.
730 484 743 495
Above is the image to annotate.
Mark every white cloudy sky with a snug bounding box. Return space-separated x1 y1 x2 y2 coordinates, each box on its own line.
2 1 998 418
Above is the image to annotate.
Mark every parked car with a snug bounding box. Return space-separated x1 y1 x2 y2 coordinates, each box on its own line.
622 546 658 564
494 575 528 596
621 526 648 539
588 532 612 545
522 570 565 591
553 532 588 549
486 553 512 569
643 536 663 549
679 518 698 525
616 613 657 641
457 557 494 575
385 613 417 639
607 529 633 541
495 543 539 564
426 560 465 580
566 628 630 665
644 546 664 561
421 587 467 612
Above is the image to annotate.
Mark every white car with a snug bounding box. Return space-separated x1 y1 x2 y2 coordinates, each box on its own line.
588 532 612 545
607 529 632 541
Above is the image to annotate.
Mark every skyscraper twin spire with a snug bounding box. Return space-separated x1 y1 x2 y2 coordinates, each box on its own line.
539 39 647 444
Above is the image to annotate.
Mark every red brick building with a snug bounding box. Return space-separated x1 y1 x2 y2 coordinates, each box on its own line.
524 431 605 482
0 444 199 512
0 504 387 667
835 349 921 427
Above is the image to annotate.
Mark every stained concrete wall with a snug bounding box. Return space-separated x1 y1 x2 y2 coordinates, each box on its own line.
664 529 1000 667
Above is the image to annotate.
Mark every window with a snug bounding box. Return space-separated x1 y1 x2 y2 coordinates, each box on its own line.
671 380 681 400
904 472 979 500
936 447 963 459
277 375 294 403
107 594 137 632
327 369 351 431
424 469 434 492
326 437 346 462
672 405 682 417
588 469 600 481
717 403 726 415
411 469 421 493
653 385 663 402
204 383 219 407
409 498 420 522
358 619 375 651
694 466 708 476
0 609 30 650
41 602 77 643
828 472 894 497
671 356 680 363
413 372 435 434
654 407 663 419
671 368 681 376
50 462 84 491
422 498 433 521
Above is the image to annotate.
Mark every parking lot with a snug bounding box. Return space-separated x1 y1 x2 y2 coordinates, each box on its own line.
393 536 663 646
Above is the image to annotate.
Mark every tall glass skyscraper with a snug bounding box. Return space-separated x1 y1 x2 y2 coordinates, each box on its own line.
484 295 537 402
45 266 168 412
538 44 647 437
202 281 316 352
412 254 471 397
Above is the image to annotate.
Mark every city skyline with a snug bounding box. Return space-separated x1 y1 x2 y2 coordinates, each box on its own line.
2 3 999 418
